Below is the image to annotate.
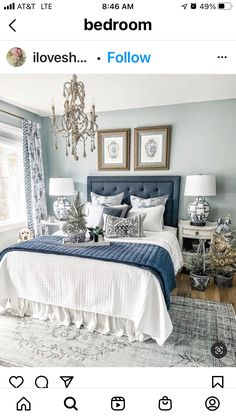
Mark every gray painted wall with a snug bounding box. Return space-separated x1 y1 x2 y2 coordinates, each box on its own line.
42 99 236 227
0 100 42 249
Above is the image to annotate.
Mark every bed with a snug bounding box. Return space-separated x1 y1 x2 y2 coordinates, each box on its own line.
0 176 183 346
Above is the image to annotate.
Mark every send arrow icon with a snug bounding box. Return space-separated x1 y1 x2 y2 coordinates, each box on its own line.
60 376 74 388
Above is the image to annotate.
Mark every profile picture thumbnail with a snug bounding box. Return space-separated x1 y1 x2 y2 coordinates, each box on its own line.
7 47 26 67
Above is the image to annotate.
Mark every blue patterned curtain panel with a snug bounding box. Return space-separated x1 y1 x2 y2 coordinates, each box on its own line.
22 120 48 236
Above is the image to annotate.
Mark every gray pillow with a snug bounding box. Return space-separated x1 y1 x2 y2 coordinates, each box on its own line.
99 207 123 226
130 194 169 209
104 204 130 218
105 214 145 238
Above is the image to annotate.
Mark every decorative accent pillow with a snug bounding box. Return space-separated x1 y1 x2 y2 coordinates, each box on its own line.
105 214 145 238
130 194 169 209
91 191 124 206
128 205 165 232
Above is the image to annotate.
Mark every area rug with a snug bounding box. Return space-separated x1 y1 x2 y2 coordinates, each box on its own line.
0 297 235 367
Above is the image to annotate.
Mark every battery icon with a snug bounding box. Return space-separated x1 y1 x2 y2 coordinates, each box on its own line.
218 2 233 9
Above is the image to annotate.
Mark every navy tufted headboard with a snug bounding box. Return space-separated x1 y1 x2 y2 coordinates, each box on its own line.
87 176 181 227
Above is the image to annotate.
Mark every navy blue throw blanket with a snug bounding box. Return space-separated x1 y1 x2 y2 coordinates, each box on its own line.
0 235 176 309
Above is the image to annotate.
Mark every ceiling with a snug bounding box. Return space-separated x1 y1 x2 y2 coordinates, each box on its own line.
0 74 236 117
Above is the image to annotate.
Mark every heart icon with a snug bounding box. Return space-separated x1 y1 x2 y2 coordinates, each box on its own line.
9 376 24 388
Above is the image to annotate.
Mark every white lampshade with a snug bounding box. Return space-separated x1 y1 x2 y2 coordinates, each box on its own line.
184 175 216 197
49 178 75 196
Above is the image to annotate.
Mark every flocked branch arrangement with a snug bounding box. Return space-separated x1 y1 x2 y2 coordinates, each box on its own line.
209 233 236 275
62 192 87 235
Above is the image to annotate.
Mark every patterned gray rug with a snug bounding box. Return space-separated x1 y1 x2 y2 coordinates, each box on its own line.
0 297 235 367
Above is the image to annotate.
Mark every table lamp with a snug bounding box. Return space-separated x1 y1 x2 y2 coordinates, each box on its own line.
49 178 75 220
184 174 216 226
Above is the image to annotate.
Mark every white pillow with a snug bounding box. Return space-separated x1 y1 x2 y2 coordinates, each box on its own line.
130 194 169 208
128 205 165 232
85 202 130 228
91 191 124 206
84 202 104 227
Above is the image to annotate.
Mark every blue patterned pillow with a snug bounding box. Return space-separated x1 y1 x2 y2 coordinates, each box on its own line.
104 214 145 238
130 194 169 209
91 191 124 206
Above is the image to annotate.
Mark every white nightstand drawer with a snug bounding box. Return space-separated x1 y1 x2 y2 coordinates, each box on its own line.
182 228 212 239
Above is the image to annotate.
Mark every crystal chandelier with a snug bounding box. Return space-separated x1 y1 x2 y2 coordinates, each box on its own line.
51 74 98 161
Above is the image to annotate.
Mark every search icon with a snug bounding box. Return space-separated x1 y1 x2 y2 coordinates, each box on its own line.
64 397 78 411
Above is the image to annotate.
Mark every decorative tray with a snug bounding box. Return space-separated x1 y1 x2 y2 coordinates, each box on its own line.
62 239 110 248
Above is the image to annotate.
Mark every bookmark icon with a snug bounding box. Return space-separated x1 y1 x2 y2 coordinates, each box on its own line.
212 376 224 388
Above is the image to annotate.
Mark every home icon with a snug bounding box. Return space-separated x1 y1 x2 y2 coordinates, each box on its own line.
16 397 31 411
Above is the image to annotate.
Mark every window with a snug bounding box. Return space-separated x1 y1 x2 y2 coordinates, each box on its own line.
0 123 26 231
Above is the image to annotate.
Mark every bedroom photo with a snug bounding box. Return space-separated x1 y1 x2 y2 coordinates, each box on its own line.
0 74 235 368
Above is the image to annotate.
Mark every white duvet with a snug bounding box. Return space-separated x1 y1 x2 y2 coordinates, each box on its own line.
0 230 183 346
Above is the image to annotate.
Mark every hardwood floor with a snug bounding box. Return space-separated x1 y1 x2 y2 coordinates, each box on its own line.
174 273 236 312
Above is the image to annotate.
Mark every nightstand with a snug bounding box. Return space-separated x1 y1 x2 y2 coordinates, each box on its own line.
40 219 65 235
178 220 217 269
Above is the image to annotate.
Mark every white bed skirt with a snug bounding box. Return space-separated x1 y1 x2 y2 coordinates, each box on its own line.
0 298 152 343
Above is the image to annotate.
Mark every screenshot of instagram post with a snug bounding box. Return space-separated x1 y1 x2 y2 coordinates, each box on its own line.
0 0 235 417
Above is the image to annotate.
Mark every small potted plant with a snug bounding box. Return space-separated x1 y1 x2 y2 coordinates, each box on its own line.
189 239 211 291
62 192 87 243
87 226 104 242
209 233 236 288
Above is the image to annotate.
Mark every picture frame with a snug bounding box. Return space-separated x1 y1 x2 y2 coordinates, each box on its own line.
98 129 130 171
134 125 171 170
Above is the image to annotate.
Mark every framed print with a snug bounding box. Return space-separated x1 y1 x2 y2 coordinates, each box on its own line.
98 129 130 171
134 125 171 170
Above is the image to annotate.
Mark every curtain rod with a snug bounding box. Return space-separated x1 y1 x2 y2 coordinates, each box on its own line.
0 109 24 121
